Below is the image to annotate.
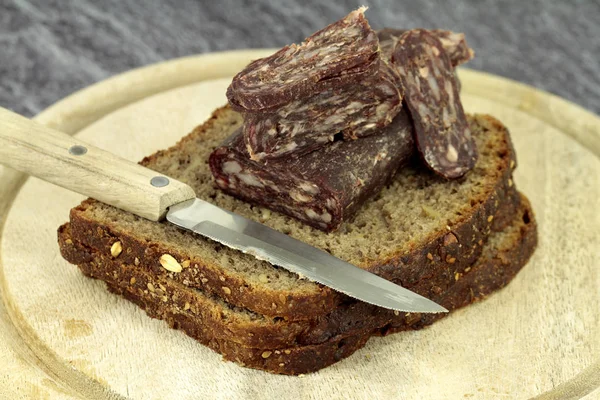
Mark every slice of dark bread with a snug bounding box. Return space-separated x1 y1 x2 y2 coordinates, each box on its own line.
58 189 520 349
58 195 537 375
66 106 519 320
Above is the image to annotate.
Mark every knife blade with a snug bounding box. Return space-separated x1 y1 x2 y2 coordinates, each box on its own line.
168 199 447 313
0 106 447 313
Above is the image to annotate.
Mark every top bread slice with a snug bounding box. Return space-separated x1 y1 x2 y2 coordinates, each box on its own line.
67 105 519 320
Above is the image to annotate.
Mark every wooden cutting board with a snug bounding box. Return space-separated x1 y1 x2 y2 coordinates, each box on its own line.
0 50 598 400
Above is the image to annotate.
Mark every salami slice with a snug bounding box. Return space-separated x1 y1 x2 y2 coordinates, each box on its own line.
392 29 477 179
243 60 402 161
209 111 415 232
227 7 379 112
377 28 474 67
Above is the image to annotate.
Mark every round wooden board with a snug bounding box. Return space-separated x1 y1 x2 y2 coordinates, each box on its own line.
0 50 599 400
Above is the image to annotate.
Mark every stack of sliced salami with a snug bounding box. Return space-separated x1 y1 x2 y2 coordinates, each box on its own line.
211 7 477 232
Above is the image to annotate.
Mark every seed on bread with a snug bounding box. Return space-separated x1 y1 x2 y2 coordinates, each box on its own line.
160 254 182 273
261 351 272 358
443 232 458 246
110 241 122 257
261 209 271 220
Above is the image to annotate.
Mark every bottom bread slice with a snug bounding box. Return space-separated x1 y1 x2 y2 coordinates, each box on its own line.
58 196 536 375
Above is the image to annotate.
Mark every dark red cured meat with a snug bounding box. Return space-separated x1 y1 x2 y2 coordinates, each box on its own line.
243 60 403 161
209 111 415 232
226 7 379 113
377 28 474 67
392 29 477 179
378 28 464 92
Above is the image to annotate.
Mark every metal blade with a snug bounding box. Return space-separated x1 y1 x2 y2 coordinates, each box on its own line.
167 199 447 313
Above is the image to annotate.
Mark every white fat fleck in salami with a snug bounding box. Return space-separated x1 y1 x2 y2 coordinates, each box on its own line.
237 173 264 187
222 161 242 174
290 189 313 203
216 178 228 188
321 212 333 223
325 198 337 210
446 145 459 162
392 29 477 179
299 182 320 195
304 208 320 220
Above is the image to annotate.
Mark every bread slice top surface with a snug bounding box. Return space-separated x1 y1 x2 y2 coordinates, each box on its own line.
70 105 515 297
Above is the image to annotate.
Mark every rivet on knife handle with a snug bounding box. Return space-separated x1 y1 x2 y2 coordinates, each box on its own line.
0 106 196 221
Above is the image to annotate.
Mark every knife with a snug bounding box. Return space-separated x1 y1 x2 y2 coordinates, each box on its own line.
0 107 447 313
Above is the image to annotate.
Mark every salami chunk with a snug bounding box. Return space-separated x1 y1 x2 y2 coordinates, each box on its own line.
209 111 414 232
392 29 477 179
244 60 403 161
378 28 474 67
432 30 475 67
227 7 379 112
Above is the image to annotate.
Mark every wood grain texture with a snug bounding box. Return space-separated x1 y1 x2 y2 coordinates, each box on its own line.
0 51 598 399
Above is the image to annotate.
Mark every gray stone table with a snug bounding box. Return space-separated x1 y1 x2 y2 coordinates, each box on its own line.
1 0 599 117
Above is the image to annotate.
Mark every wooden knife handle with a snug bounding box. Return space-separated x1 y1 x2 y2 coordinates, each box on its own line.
0 107 196 221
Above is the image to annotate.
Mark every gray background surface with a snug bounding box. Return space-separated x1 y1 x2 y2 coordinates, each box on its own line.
1 0 599 117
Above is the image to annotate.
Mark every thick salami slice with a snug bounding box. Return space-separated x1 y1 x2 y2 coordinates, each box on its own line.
227 7 379 112
392 29 477 179
378 28 474 67
209 111 414 232
243 60 402 161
